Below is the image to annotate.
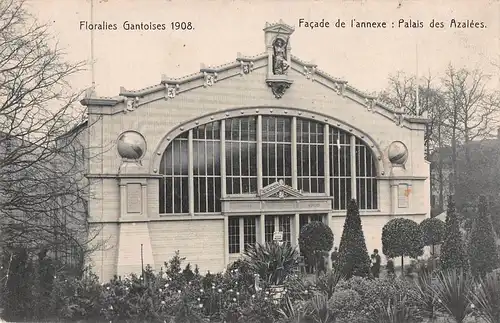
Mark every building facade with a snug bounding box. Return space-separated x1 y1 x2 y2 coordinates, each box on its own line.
81 21 430 282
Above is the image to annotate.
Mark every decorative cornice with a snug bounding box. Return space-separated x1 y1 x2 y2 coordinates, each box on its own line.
405 116 431 124
263 20 295 34
85 173 164 179
80 97 125 106
259 180 303 199
79 51 427 126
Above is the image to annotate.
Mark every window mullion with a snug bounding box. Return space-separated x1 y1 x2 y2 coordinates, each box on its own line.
240 217 244 253
257 116 263 191
324 124 330 195
188 130 194 215
220 120 226 198
350 135 357 201
291 117 297 189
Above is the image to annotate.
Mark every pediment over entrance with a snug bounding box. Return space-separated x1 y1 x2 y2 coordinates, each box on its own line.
259 180 303 199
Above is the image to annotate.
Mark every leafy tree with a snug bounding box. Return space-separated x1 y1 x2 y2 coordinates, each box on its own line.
382 218 424 276
419 217 445 256
440 196 469 272
468 196 499 278
298 221 334 274
337 199 371 278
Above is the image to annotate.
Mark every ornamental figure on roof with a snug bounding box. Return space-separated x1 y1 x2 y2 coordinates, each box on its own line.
272 37 289 75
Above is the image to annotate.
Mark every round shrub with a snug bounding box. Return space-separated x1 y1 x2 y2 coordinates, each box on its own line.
298 221 334 269
328 289 363 322
382 218 424 274
419 217 445 250
334 276 421 321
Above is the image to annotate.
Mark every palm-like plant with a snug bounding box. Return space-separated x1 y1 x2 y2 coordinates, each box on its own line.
305 293 336 323
370 294 421 323
413 270 438 321
315 267 345 299
276 295 309 323
469 271 500 323
431 269 474 323
242 242 299 286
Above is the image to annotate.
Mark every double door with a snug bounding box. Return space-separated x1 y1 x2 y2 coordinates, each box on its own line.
264 213 326 245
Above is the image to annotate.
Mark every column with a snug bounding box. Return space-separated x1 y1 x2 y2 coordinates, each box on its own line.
291 117 298 189
294 213 300 248
257 115 263 191
188 130 194 215
119 183 126 219
223 216 229 267
220 120 226 198
239 218 244 253
324 124 330 195
260 214 265 244
390 181 398 214
350 135 357 200
141 183 147 216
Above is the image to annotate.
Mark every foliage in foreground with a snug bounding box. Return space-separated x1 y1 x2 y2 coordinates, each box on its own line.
470 271 500 323
3 248 500 323
242 242 299 286
432 268 474 323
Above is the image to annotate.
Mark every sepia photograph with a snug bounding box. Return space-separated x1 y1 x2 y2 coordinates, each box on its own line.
0 0 499 322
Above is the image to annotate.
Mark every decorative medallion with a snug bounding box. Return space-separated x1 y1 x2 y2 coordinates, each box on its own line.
240 61 254 75
365 98 376 112
117 131 147 161
266 79 293 99
124 97 140 113
272 37 290 75
333 83 341 94
164 84 179 99
203 72 217 87
394 113 405 126
388 141 408 166
303 66 316 80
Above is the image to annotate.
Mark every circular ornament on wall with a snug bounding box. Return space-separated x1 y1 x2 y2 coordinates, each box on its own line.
117 131 147 160
388 141 408 166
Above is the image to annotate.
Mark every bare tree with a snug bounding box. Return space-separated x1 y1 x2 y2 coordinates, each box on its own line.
0 0 100 270
379 72 450 211
441 65 499 195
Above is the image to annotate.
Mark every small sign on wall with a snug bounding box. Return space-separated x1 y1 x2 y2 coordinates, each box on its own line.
273 231 283 241
398 184 411 208
127 183 142 214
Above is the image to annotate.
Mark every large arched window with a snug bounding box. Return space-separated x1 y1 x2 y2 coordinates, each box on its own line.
159 115 378 214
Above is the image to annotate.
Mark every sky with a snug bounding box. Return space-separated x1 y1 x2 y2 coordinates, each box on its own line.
26 0 500 99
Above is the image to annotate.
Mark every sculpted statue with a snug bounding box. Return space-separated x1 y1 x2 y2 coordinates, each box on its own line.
272 38 289 75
